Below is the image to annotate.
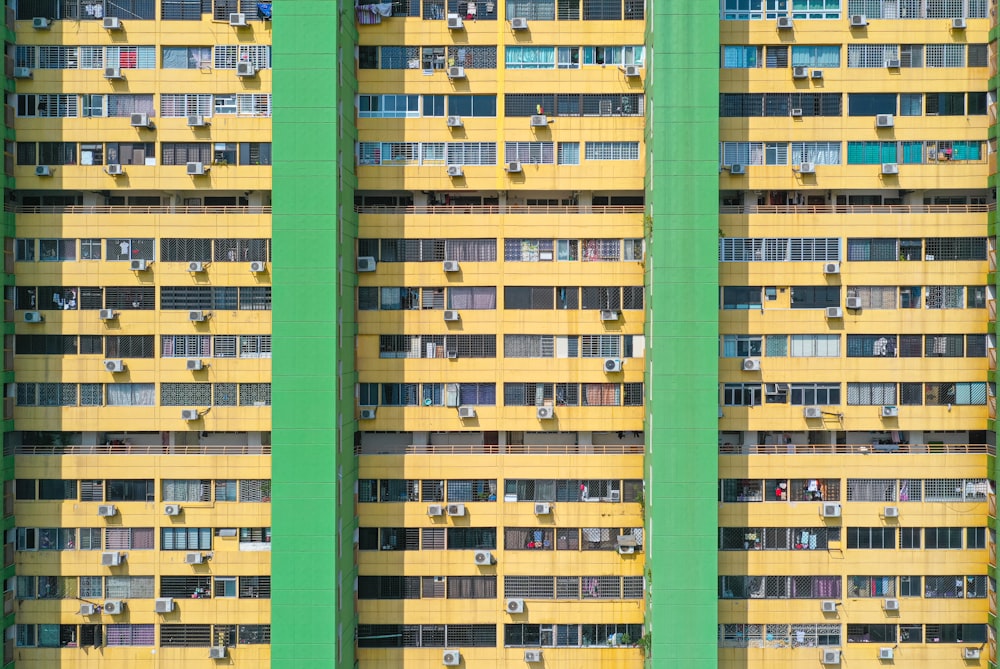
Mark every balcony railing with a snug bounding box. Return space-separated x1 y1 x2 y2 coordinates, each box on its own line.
12 444 270 456
356 204 645 215
9 205 271 215
719 443 993 455
356 444 644 456
720 203 996 215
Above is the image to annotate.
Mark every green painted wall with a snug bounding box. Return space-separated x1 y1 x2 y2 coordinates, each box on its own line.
644 4 720 667
272 3 357 668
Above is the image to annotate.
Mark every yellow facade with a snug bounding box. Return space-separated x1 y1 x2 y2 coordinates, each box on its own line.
9 8 272 667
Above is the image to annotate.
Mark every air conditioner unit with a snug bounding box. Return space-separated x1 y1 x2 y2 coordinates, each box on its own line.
99 309 116 320
357 256 376 272
32 17 50 29
34 166 51 177
446 13 463 28
511 16 528 29
623 64 641 77
103 600 124 615
104 359 125 373
189 310 206 322
845 296 862 309
821 600 838 613
610 490 621 502
447 66 466 79
506 598 525 613
811 69 824 79
729 164 745 175
534 502 551 515
79 603 96 615
447 503 465 517
185 552 204 564
881 162 899 174
883 505 899 517
188 115 208 127
164 504 181 516
447 165 464 177
458 406 476 419
98 504 117 517
881 405 898 418
443 310 460 321
799 162 816 174
359 409 376 420
791 107 803 117
130 259 147 271
248 261 266 273
101 551 122 566
187 162 207 175
825 306 843 319
13 67 31 79
536 406 554 420
427 504 444 517
104 66 123 79
792 66 808 78
883 598 899 610
530 115 548 127
236 62 256 77
850 13 868 25
765 383 789 395
131 110 153 126
155 597 174 613
804 406 823 418
952 17 967 28
106 163 124 175
876 114 894 127
605 358 623 373
886 58 900 68
443 649 461 666
600 309 620 321
965 648 981 660
209 647 227 659
229 11 247 25
443 260 460 272
473 550 494 565
446 115 463 127
823 261 840 274
821 649 841 665
181 409 200 421
23 311 43 323
507 161 522 173
821 502 842 518
742 358 761 372
618 543 635 554
777 16 793 28
524 650 543 663
182 261 204 273
103 16 121 29
879 647 894 660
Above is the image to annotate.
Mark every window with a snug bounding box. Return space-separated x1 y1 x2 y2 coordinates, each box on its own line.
106 480 153 502
162 47 213 68
847 44 897 67
790 335 840 357
105 528 154 550
926 92 965 115
722 46 762 68
161 528 212 550
791 45 840 67
790 286 840 309
723 383 762 406
722 286 761 309
925 624 987 643
505 142 554 165
847 527 896 549
162 480 211 502
16 94 78 118
924 527 963 549
848 93 897 116
584 142 640 161
214 45 271 70
790 383 841 405
847 383 897 405
899 576 921 596
847 624 896 643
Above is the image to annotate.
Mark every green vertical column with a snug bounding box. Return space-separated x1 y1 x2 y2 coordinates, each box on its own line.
644 3 719 667
272 2 357 668
3 9 16 667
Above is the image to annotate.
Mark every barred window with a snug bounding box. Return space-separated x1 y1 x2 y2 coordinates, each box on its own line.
105 335 154 358
925 286 965 309
445 142 497 166
162 480 211 502
847 576 897 597
847 44 898 67
623 383 644 406
160 383 212 406
16 95 78 118
926 44 965 67
720 238 841 261
720 142 764 166
847 383 897 405
581 383 620 406
585 141 640 160
846 527 896 549
161 335 211 357
214 45 271 69
160 576 212 599
581 287 620 309
160 94 213 118
160 625 212 647
105 527 155 550
239 383 271 406
448 46 497 68
847 479 897 502
848 286 896 309
504 142 555 164
160 238 212 262
925 237 986 260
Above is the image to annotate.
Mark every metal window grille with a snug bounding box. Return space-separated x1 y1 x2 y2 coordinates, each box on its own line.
926 237 986 260
238 287 271 311
623 383 644 406
847 44 898 67
505 576 555 599
80 480 104 502
504 142 555 164
584 141 640 160
847 383 897 405
160 383 212 406
925 575 963 597
160 576 212 598
105 528 155 550
926 44 966 67
239 383 271 406
214 45 271 69
162 480 211 502
446 46 497 68
160 238 212 262
719 624 763 648
422 528 445 550
16 94 78 118
622 286 644 310
238 480 270 502
160 624 212 647
105 335 154 358
161 335 211 358
212 336 237 358
847 479 897 501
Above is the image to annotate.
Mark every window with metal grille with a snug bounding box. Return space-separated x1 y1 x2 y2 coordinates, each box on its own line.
847 286 896 309
847 383 897 405
162 480 211 502
238 480 270 502
239 383 271 406
105 527 155 550
37 142 77 165
926 43 965 67
79 576 102 598
104 576 154 600
580 287 620 310
584 141 640 160
160 576 211 598
847 44 897 67
159 238 212 263
160 383 212 406
847 624 897 643
160 625 212 647
447 480 496 502
80 480 104 502
504 142 555 164
15 335 76 354
36 383 75 406
379 480 419 502
161 142 214 166
924 334 964 357
106 238 154 262
847 479 898 501
239 527 270 543
16 95 78 118
925 237 986 260
214 45 271 69
161 335 211 358
159 286 237 310
239 287 271 311
504 335 555 358
925 381 986 405
446 45 497 68
77 527 100 551
159 93 213 118
580 383 620 406
106 480 153 502
105 335 154 358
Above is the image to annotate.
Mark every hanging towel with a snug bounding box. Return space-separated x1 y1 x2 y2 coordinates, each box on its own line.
356 5 381 24
374 2 394 16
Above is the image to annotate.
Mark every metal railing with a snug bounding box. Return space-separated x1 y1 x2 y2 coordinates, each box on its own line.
9 205 271 215
720 203 996 215
12 444 270 456
356 444 644 456
719 443 993 455
355 205 645 215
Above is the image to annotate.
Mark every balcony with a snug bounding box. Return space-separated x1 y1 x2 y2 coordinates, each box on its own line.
356 204 644 215
11 444 271 456
356 443 644 456
720 203 995 215
719 443 993 455
9 204 271 215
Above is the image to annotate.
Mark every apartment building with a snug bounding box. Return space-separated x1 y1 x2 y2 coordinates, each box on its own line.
4 0 273 666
